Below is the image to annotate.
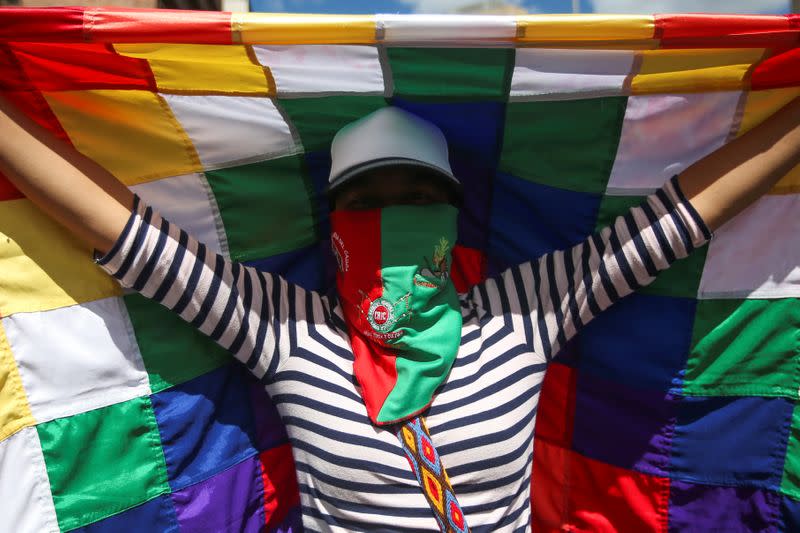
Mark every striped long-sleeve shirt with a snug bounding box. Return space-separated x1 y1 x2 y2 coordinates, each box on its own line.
97 176 711 532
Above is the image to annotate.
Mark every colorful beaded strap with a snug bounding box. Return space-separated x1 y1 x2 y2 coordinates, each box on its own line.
396 416 470 533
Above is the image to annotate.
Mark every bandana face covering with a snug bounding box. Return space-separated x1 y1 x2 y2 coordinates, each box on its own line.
330 203 462 425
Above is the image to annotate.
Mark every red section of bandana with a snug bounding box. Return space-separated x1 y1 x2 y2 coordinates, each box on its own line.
330 209 399 424
331 209 384 332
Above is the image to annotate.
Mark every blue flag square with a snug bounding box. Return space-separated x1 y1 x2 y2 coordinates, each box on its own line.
488 172 601 275
72 495 178 533
577 293 696 392
572 371 677 477
151 364 260 492
670 396 793 490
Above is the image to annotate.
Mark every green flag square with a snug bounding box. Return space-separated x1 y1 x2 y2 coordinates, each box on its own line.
206 155 317 262
386 48 514 100
278 96 387 153
499 97 627 194
594 194 708 299
124 293 230 393
37 396 169 531
782 404 800 500
684 298 800 398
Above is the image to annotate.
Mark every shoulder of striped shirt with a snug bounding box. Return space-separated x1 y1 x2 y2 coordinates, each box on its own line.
96 175 710 315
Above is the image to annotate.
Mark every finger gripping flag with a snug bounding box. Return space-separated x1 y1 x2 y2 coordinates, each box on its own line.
0 8 799 532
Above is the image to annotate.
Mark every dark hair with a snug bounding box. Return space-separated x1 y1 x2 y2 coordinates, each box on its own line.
327 165 462 211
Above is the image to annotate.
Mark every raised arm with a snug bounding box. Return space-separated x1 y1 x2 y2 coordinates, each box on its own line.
482 176 710 360
0 95 133 254
0 95 312 382
679 96 800 232
481 96 800 361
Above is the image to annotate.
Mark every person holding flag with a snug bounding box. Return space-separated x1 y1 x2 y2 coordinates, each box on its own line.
1 95 799 531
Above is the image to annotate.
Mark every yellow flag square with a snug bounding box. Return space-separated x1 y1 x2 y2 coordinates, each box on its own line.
0 199 121 317
632 48 766 94
0 323 34 442
45 89 202 185
115 44 273 95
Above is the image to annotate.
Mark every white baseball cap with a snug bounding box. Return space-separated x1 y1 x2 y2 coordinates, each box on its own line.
328 107 462 199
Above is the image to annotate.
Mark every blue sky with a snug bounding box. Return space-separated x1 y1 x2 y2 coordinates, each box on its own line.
249 0 791 15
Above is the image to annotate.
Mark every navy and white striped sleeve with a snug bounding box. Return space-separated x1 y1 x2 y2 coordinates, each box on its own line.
485 176 713 360
95 195 303 382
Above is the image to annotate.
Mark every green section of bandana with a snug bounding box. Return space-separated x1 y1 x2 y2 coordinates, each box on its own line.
376 204 461 424
782 404 800 500
37 396 169 531
594 194 708 299
387 48 514 100
499 97 628 194
124 293 230 393
684 298 800 398
278 96 387 152
206 154 317 262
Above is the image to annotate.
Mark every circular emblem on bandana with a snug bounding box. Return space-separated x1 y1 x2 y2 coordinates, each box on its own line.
367 298 397 333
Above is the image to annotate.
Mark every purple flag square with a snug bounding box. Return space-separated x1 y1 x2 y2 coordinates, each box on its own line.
269 505 303 533
669 480 781 532
172 455 266 533
572 371 677 476
248 377 289 452
553 337 580 367
781 495 800 531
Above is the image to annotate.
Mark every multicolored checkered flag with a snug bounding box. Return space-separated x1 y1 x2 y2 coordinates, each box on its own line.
0 8 799 531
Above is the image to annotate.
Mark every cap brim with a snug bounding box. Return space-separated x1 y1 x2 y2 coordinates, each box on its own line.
327 158 463 202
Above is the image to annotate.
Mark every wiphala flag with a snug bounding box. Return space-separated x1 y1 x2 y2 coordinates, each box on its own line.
0 8 799 532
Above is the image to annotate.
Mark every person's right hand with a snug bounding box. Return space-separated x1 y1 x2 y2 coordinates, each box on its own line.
0 95 135 254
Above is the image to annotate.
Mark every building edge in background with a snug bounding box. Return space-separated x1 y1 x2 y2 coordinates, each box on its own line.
160 0 220 10
222 0 247 13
